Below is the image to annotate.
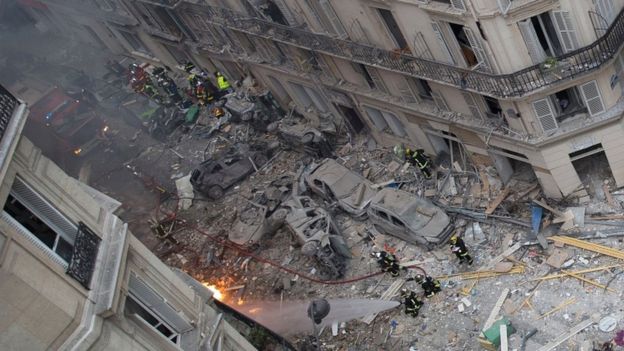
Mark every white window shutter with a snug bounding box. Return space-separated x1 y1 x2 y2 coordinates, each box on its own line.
382 111 407 137
532 98 558 133
463 27 491 72
519 20 546 64
497 0 512 15
319 0 347 38
551 11 579 53
364 106 389 131
462 92 484 120
579 80 606 116
396 78 418 104
128 274 193 333
272 0 298 26
367 67 388 93
450 0 466 12
431 90 449 112
595 0 616 25
431 22 454 64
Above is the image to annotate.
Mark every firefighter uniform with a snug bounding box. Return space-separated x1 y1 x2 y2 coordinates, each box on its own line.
420 276 442 298
400 289 423 317
373 251 401 277
406 148 432 179
216 72 232 93
450 236 473 265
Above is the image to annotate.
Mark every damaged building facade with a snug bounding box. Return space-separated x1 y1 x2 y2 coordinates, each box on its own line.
17 0 624 199
0 86 257 350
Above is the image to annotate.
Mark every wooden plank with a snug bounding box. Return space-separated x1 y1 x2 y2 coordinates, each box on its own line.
561 270 615 292
533 199 565 217
361 279 405 324
536 319 594 351
485 243 522 269
603 184 618 207
549 236 624 260
500 324 508 351
482 288 509 331
436 266 524 281
538 298 576 319
479 171 490 196
485 187 511 215
532 264 621 281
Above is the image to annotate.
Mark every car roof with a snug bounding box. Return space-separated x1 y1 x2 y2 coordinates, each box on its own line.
370 188 440 228
309 159 373 197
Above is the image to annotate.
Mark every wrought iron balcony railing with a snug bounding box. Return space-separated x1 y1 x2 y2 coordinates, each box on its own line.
177 3 624 99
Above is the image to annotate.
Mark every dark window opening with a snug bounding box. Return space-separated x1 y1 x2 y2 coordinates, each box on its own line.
449 22 478 67
391 216 405 227
497 148 529 160
484 96 502 116
570 146 614 198
552 87 586 123
569 143 604 159
125 295 178 343
337 105 366 134
152 6 182 36
530 13 563 57
377 8 409 50
376 210 389 221
263 1 289 26
413 79 433 100
4 194 73 262
119 31 149 54
358 64 377 89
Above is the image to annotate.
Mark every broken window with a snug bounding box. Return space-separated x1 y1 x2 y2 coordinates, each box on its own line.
448 22 489 71
376 210 389 221
376 8 409 51
411 78 433 100
352 63 387 93
483 96 502 117
521 10 578 60
391 216 405 227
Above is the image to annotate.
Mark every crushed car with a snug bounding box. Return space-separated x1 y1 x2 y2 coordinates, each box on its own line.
190 144 272 199
368 188 454 249
282 196 351 279
228 175 293 248
271 117 333 158
305 158 377 218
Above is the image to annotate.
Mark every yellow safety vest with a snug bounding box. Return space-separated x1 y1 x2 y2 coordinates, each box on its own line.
217 75 230 90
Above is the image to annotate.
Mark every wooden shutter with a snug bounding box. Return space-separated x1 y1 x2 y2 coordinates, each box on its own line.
272 0 298 26
319 0 347 38
431 90 449 112
128 274 193 333
497 0 512 15
366 67 388 93
579 80 605 116
463 27 491 72
519 19 546 64
396 78 418 104
450 0 466 12
413 32 433 59
382 111 407 137
551 11 579 53
364 106 389 131
596 0 616 25
462 92 484 120
431 22 454 64
532 98 558 133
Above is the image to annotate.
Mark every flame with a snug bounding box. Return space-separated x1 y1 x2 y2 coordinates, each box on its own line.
203 284 224 301
237 298 244 306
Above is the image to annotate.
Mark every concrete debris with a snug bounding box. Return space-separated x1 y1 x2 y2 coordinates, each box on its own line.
175 174 194 210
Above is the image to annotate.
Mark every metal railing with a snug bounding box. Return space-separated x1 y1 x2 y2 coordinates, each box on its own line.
177 2 624 99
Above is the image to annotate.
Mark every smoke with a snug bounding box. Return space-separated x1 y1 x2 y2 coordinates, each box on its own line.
230 298 400 335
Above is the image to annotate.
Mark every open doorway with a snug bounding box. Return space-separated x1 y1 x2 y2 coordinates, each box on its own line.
336 104 366 134
570 144 615 200
448 23 478 67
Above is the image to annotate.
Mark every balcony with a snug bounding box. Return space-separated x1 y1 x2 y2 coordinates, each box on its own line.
177 2 624 99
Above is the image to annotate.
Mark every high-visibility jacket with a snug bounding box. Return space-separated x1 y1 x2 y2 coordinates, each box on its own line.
217 74 231 91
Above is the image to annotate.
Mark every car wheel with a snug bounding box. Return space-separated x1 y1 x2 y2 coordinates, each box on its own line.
208 185 224 199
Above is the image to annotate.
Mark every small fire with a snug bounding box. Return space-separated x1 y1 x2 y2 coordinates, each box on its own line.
203 284 224 301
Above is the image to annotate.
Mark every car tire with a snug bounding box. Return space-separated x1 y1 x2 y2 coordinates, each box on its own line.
208 185 224 199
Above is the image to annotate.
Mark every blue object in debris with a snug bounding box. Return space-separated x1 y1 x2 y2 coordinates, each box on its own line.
531 205 543 235
387 182 399 189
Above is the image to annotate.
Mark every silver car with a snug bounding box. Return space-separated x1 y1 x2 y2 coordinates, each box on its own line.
368 188 454 249
305 159 376 218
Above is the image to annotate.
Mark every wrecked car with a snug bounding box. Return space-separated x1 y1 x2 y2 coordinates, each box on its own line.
273 119 333 158
282 196 351 279
225 91 283 130
305 158 376 218
190 144 270 199
228 175 293 247
368 188 454 249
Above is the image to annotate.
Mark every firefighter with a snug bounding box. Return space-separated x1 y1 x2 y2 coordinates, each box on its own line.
415 275 441 298
184 61 195 73
372 251 400 277
450 235 473 265
405 148 432 179
400 289 423 317
215 71 233 94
